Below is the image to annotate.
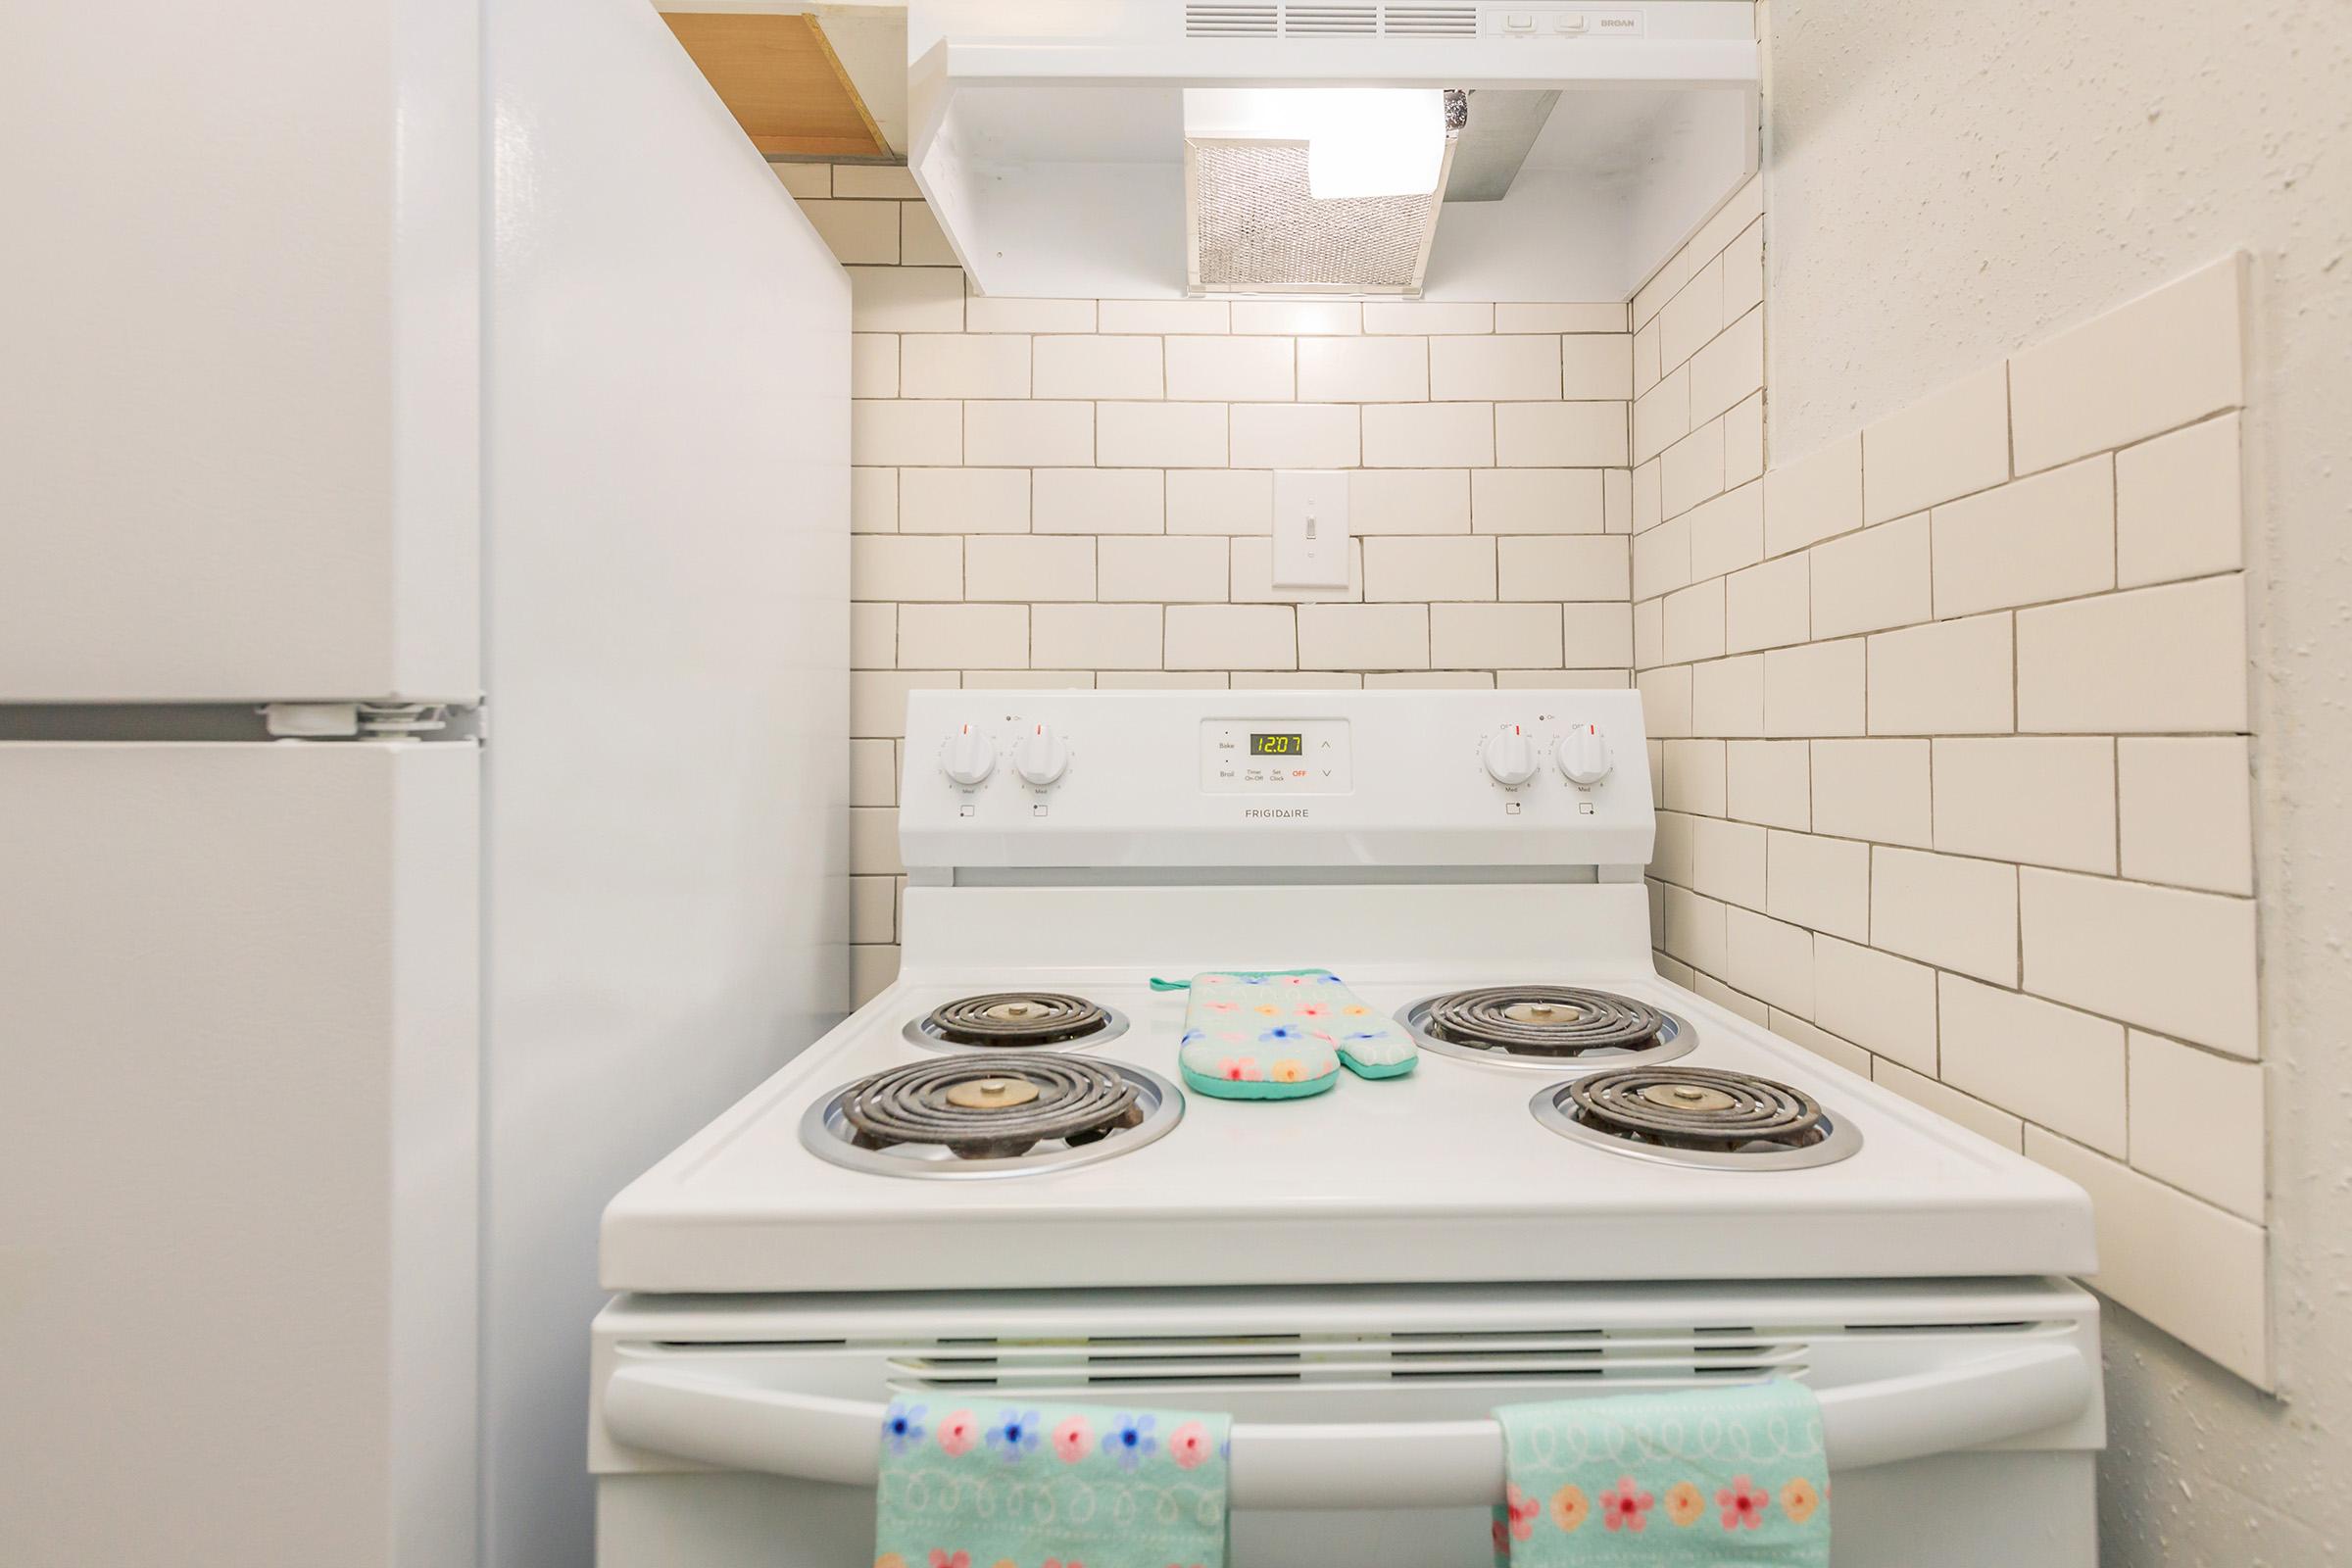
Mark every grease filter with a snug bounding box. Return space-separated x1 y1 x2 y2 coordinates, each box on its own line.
1183 89 1463 295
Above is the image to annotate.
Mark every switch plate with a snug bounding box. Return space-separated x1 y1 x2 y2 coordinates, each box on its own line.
1272 470 1350 589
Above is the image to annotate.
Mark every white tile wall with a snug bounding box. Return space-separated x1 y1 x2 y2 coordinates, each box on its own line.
1870 847 2020 985
1364 536 1494 603
1034 335 1162 400
1235 404 1361 468
1929 456 2114 616
815 162 1632 985
2117 737 2255 895
1808 512 1930 638
2007 256 2246 475
1298 604 1431 670
1811 936 1938 1074
1166 335 1295 402
1929 737 2116 874
902 333 1031 399
2019 869 2260 1057
1624 190 2268 1383
1809 739 1933 848
1866 612 2015 735
1100 405 1228 468
1858 362 2010 524
1725 739 1809 830
1098 536 1225 603
1499 402 1629 466
1035 468 1163 533
1724 554 1809 654
1872 1057 2022 1152
1360 468 1477 533
1937 975 2128 1154
1298 336 1427 402
1762 639 1864 737
2028 1127 2268 1385
2015 575 2249 734
1762 432 1862 556
2115 413 2244 588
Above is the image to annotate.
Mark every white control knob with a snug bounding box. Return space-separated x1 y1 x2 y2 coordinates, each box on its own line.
941 724 995 787
1013 721 1069 787
1482 725 1540 787
1557 722 1612 786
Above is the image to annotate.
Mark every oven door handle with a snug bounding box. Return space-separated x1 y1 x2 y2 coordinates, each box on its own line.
603 1342 2093 1509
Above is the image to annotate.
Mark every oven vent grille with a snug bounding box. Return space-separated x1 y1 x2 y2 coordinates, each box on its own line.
1183 3 1480 39
1383 5 1483 35
887 1327 1811 1392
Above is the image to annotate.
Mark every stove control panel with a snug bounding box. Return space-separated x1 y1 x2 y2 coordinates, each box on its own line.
904 689 1654 871
1199 718 1352 794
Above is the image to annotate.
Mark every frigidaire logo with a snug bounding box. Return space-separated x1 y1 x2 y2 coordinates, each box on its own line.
1244 808 1309 819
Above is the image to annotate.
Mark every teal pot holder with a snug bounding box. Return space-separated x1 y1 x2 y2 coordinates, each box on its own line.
1156 969 1419 1101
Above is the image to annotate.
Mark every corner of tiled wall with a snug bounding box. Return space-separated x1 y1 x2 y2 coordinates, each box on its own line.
1634 187 2265 1385
775 158 1642 1008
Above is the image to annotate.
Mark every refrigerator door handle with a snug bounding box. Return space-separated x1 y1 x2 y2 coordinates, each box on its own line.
602 1341 2094 1509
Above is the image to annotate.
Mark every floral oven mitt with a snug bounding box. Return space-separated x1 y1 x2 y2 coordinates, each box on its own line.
1164 969 1417 1100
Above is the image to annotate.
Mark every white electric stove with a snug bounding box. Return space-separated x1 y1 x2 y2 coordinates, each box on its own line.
592 690 2104 1567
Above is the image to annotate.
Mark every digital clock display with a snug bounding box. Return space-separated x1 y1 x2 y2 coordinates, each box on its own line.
1250 733 1303 756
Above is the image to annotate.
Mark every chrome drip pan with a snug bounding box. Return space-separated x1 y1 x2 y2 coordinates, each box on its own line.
1397 985 1695 1071
800 1056 1182 1179
1530 1066 1864 1171
903 992 1129 1054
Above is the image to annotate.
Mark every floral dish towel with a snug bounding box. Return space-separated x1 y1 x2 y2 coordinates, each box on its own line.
1493 1381 1830 1567
875 1399 1231 1568
1155 968 1419 1100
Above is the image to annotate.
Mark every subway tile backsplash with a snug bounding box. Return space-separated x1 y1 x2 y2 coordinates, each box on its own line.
1626 181 2267 1385
792 159 1637 1018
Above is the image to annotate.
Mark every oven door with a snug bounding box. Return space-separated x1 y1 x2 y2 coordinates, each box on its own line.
591 1279 2102 1568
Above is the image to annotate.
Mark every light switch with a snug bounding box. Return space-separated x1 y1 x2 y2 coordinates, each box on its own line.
1272 470 1350 589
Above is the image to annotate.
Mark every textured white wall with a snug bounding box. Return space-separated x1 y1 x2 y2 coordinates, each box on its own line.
1764 1 2352 1560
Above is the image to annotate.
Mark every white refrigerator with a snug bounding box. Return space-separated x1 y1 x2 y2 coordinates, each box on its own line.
0 2 849 1566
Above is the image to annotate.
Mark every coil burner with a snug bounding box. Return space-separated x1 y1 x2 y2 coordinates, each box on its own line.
1530 1065 1863 1170
799 1054 1182 1178
903 992 1126 1054
1398 985 1694 1070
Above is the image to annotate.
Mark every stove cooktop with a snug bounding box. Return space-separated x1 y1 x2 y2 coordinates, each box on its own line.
602 887 2093 1296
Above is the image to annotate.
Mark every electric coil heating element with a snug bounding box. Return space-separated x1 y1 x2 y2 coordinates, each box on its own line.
1531 1065 1865 1171
904 991 1125 1053
800 1054 1184 1178
1398 984 1694 1069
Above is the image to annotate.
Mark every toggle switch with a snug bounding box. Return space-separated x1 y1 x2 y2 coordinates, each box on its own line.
1272 470 1349 589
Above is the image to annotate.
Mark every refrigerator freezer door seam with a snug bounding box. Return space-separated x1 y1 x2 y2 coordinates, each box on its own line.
262 702 480 740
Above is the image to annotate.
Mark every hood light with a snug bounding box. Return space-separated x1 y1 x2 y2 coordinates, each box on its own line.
1303 89 1448 199
1185 88 1449 199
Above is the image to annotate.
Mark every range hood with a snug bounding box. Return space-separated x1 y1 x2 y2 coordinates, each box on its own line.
906 1 1758 302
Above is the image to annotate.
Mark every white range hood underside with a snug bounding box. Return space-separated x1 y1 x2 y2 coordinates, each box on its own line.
906 2 1758 302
